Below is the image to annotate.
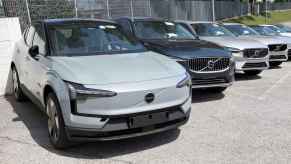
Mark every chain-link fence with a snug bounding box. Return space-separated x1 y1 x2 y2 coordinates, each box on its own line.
1 0 291 32
76 0 247 21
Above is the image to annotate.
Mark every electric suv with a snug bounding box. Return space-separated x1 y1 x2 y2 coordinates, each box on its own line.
116 17 235 93
11 19 191 149
177 21 269 76
223 23 288 67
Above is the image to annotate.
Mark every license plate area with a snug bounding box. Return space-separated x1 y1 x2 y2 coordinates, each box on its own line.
128 112 169 128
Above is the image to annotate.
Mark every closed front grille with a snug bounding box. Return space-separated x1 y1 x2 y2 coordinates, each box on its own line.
242 62 268 68
270 55 287 60
243 48 268 58
268 44 287 52
186 57 230 72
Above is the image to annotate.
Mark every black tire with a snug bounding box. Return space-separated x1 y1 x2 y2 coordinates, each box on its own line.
46 92 70 149
11 67 26 101
270 61 283 67
244 70 262 76
208 87 227 93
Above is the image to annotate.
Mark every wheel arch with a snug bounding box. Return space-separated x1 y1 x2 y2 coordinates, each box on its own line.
43 85 56 106
11 62 16 69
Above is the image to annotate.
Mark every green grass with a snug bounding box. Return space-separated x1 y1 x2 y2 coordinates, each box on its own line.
223 10 291 25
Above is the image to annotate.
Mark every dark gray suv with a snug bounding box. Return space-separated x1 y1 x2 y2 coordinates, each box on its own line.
116 17 235 93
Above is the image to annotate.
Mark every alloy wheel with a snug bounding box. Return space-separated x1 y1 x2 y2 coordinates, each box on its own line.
47 98 60 143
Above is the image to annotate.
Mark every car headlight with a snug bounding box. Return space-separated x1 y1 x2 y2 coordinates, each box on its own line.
176 73 192 88
66 81 117 100
224 47 242 58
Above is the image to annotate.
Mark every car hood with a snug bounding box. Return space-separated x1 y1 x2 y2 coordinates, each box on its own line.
238 35 285 45
142 39 231 59
50 51 185 85
279 33 291 37
200 36 267 50
274 36 291 44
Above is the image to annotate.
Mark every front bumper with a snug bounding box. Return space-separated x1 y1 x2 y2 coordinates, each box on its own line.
65 106 191 141
269 50 288 62
188 66 235 89
234 57 269 72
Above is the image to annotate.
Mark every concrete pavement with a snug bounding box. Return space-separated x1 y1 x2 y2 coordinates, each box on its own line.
0 62 291 164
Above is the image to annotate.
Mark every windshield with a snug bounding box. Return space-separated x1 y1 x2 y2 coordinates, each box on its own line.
191 23 235 37
276 24 291 32
223 24 259 36
267 25 286 33
133 20 196 40
251 26 279 36
48 23 146 56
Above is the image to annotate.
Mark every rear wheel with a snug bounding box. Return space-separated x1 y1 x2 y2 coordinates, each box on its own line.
46 93 69 149
208 87 227 93
12 67 26 101
270 61 283 67
244 70 262 76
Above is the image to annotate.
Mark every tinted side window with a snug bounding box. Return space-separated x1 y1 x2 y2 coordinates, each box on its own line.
23 28 28 41
118 19 132 35
26 26 35 46
191 24 206 36
180 23 196 35
32 25 46 55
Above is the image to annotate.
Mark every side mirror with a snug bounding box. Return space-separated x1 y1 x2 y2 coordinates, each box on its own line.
28 45 39 57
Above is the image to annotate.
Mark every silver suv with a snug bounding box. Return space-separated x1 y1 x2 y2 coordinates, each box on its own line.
11 19 191 149
177 21 269 76
223 23 288 67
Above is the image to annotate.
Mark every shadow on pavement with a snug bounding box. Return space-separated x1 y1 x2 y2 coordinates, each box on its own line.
269 65 282 70
191 89 225 103
5 96 181 159
235 73 262 81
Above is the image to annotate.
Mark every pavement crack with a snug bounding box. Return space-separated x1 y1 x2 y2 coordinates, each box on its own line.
108 159 133 164
210 115 224 124
0 136 36 146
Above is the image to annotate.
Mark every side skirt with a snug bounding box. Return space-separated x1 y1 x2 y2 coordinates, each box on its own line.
20 84 46 112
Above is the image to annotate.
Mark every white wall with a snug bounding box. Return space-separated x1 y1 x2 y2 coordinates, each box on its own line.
0 18 22 96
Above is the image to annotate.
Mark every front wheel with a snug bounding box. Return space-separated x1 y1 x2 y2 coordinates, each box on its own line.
244 70 262 76
12 67 26 101
208 87 227 93
46 93 69 149
270 61 283 67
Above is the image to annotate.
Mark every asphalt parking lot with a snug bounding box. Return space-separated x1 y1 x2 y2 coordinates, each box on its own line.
0 62 291 164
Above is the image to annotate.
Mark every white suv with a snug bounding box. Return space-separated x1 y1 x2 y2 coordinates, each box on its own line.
11 19 191 149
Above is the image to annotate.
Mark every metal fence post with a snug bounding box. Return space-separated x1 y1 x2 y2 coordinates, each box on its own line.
130 0 134 19
265 0 267 24
24 0 31 25
175 2 178 20
212 0 215 22
106 0 110 18
148 0 152 16
74 0 78 18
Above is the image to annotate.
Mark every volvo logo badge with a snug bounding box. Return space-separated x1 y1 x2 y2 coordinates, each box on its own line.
207 60 215 69
145 93 155 103
253 50 261 58
274 45 282 51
